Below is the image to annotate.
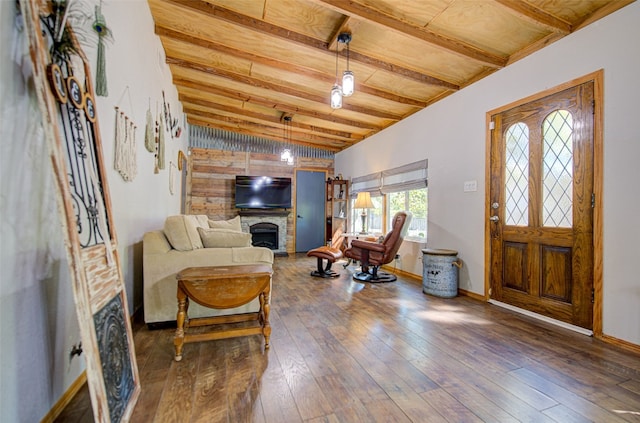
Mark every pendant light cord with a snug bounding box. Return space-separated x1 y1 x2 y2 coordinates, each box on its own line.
346 42 350 71
335 46 339 83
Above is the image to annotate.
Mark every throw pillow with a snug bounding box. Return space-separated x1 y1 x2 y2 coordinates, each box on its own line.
164 215 204 251
198 227 252 248
194 215 209 228
208 215 242 232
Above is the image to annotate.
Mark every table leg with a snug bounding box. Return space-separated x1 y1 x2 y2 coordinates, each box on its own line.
260 283 271 349
174 284 187 361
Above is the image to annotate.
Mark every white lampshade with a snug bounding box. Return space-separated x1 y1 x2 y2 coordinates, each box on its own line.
342 70 354 97
280 149 293 165
330 84 342 109
354 191 374 209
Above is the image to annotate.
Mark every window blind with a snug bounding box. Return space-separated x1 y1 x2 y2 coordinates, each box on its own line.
350 172 382 196
380 159 428 194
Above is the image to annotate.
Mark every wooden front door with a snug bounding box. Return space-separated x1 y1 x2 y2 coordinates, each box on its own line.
489 82 595 329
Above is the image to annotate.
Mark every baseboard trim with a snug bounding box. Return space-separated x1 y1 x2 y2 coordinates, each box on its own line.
600 333 640 355
41 371 87 423
380 265 421 281
458 288 486 302
488 299 594 336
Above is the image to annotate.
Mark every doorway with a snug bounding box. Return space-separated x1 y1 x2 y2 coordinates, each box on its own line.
295 170 326 252
486 73 602 332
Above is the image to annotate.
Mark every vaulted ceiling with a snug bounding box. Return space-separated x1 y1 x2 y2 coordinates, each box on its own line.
148 0 632 153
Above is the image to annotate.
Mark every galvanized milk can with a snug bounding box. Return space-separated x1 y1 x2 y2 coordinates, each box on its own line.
422 249 462 298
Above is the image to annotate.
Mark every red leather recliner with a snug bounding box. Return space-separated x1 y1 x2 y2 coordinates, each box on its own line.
344 211 412 282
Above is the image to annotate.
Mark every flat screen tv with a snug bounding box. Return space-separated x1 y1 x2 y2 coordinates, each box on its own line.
235 175 292 209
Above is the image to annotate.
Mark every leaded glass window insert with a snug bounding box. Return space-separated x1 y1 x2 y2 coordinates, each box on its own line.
542 110 573 227
505 122 529 226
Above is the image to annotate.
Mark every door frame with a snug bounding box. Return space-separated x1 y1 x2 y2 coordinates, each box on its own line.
484 70 603 337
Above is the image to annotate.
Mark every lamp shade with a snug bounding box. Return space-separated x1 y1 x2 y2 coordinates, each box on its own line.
342 70 354 97
354 191 374 209
330 84 342 109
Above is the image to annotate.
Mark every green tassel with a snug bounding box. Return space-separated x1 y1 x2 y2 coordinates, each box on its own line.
93 5 108 97
95 37 108 96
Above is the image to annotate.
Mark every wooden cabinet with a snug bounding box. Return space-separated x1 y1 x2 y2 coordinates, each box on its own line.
326 179 348 247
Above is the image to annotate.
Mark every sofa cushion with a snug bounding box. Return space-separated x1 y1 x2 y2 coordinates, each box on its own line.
195 215 210 228
208 215 242 232
164 215 205 251
143 230 172 254
198 227 252 248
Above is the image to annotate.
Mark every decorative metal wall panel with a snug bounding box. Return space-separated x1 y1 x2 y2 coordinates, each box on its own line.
94 295 135 422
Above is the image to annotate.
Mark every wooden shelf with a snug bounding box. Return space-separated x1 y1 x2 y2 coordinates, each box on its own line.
326 179 349 247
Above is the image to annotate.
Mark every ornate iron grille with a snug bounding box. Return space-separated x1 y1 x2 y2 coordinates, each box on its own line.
41 14 109 248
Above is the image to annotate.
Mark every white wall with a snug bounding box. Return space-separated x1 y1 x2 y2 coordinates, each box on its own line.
0 1 184 420
335 3 640 346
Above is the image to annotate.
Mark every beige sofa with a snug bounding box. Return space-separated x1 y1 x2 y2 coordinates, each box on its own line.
143 214 274 324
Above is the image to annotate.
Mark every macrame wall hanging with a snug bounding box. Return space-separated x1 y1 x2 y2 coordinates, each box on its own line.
113 86 137 181
114 107 137 181
92 1 111 96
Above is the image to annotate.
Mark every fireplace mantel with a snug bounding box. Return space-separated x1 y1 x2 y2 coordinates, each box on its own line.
238 209 290 217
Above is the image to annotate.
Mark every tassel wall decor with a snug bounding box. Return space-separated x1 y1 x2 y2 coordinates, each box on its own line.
144 103 155 152
114 107 137 181
92 3 111 96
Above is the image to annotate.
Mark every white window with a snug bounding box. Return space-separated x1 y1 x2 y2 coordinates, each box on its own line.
382 160 428 241
349 194 383 234
387 189 427 241
349 159 427 240
349 172 382 234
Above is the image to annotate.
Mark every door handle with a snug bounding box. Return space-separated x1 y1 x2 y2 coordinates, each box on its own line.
489 216 499 222
297 215 302 218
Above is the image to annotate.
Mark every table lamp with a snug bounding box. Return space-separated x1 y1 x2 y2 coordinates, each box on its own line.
354 192 374 234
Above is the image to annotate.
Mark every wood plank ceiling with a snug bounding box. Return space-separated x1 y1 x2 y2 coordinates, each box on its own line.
148 0 632 153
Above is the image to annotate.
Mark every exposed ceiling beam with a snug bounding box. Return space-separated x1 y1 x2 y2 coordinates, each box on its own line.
172 76 382 132
317 0 507 68
571 0 635 31
180 95 364 141
156 25 428 108
328 15 356 52
166 57 404 120
183 107 354 147
493 0 571 33
166 0 459 90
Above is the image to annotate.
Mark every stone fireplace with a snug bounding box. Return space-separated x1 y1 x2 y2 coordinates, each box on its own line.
249 222 278 250
239 211 289 256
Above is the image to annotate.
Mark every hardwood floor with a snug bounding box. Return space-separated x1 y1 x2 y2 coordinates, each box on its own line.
56 254 640 422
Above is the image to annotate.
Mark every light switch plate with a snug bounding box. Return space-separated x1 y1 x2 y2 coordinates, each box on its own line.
464 180 477 192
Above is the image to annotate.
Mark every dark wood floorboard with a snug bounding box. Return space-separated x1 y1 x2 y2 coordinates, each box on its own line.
55 254 640 422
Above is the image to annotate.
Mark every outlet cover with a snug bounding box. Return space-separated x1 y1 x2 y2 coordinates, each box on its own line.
463 180 477 192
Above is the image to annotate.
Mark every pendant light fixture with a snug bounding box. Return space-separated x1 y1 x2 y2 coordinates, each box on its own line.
281 115 294 165
330 42 342 109
338 32 354 97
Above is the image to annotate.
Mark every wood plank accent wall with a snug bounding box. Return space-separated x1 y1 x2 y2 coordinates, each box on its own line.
187 147 334 253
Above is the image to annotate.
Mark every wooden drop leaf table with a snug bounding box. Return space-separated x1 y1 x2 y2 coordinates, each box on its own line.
174 264 273 361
